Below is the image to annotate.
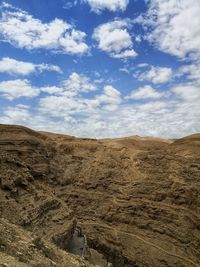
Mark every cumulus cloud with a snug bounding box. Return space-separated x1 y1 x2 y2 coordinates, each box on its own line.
126 85 163 100
136 66 172 84
95 85 121 111
112 49 137 59
37 76 200 138
2 105 31 124
0 104 71 133
0 57 62 75
3 82 200 138
0 72 95 101
0 70 199 138
178 63 200 84
101 85 121 103
0 1 199 138
1 81 200 138
141 0 200 60
39 74 122 116
83 0 129 13
93 20 137 58
40 86 64 95
0 3 89 55
37 64 62 74
39 95 85 117
38 72 95 117
172 85 200 101
39 72 99 116
0 79 39 100
61 72 97 95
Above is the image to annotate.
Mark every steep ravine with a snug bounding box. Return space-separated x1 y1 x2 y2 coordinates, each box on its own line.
0 124 200 267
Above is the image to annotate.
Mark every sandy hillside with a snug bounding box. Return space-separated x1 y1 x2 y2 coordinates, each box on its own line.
0 124 200 267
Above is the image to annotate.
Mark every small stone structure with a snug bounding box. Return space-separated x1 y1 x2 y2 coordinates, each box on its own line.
66 226 113 267
66 227 88 257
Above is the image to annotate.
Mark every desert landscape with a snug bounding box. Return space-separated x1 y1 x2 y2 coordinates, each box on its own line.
0 0 200 266
0 124 199 267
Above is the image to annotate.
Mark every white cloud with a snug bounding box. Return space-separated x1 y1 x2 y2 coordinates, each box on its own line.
39 77 122 116
119 67 130 74
138 101 167 112
4 83 200 138
96 85 121 110
172 85 200 101
142 0 200 60
83 0 129 13
41 86 63 95
2 105 30 123
39 72 99 117
93 20 137 58
38 72 99 117
0 79 39 100
126 85 163 100
63 0 78 9
178 63 200 84
0 72 200 139
39 95 85 117
135 35 141 43
0 3 89 55
112 49 137 59
1 2 13 8
37 63 62 74
0 72 95 102
61 72 97 95
137 63 148 68
0 2 199 138
0 57 35 76
0 57 62 75
0 104 73 133
137 66 172 84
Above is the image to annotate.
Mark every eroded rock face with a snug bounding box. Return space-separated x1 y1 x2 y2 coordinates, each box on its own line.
0 124 200 267
0 218 97 267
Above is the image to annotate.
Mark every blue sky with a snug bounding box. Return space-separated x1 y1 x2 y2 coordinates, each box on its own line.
0 0 200 138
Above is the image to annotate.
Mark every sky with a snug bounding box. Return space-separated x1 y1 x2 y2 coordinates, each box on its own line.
0 0 200 138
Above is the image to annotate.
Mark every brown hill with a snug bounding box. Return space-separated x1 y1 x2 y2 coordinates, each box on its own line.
0 124 199 267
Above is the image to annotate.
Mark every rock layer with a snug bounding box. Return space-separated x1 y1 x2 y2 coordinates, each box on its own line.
0 124 199 267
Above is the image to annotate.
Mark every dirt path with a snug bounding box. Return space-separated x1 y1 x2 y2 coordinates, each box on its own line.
82 221 200 267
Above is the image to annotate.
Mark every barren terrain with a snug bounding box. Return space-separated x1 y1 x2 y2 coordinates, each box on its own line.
0 124 199 267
